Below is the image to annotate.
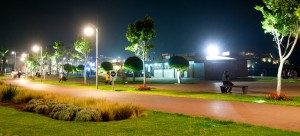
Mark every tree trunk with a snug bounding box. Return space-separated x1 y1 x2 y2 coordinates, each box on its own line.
133 72 135 81
1 58 6 76
84 63 87 84
276 60 285 95
143 51 146 87
177 70 181 84
275 34 298 95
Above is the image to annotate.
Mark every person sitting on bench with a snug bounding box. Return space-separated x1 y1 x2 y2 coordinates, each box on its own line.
222 70 234 93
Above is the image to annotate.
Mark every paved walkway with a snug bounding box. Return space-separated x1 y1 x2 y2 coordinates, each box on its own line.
3 79 300 131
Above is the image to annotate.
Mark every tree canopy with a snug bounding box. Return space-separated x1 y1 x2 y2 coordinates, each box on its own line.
100 61 113 72
124 56 143 72
63 63 73 76
169 56 189 72
76 65 84 73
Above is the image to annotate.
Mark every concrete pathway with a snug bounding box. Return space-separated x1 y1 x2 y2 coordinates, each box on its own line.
3 79 300 131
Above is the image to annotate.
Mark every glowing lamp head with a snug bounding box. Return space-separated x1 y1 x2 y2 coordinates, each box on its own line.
206 45 219 56
32 45 40 52
84 26 94 36
11 51 16 55
21 53 27 58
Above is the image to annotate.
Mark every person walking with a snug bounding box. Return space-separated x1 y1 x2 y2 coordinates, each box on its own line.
121 70 126 85
59 72 67 82
105 72 111 85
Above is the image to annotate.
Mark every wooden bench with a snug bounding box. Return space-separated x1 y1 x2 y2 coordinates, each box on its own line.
220 85 248 94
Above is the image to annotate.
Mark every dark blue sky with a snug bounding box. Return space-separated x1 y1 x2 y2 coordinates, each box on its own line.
2 0 297 62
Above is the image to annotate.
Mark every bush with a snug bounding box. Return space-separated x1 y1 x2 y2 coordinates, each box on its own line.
0 85 18 102
75 108 102 122
24 99 47 112
265 92 291 101
49 103 82 121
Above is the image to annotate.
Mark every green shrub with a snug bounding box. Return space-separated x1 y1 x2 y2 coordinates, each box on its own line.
49 104 82 121
25 99 57 115
75 108 102 122
34 104 51 114
0 85 18 102
24 99 46 112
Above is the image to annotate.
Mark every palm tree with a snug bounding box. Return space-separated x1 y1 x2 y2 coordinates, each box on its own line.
0 48 9 76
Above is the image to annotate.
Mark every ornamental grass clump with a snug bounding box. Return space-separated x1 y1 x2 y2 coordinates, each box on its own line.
0 85 19 102
113 104 143 120
265 92 291 101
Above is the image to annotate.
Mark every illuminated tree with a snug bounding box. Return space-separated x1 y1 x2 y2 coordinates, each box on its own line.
0 48 9 76
125 15 156 86
24 54 39 79
63 63 73 76
169 56 189 84
52 41 64 75
255 0 300 94
76 65 84 76
100 61 113 72
124 56 143 81
74 37 92 84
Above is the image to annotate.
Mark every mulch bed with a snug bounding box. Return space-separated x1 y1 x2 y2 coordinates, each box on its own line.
0 102 26 111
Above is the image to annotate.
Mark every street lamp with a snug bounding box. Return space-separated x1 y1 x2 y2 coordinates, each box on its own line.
84 24 99 89
32 44 43 82
11 51 17 71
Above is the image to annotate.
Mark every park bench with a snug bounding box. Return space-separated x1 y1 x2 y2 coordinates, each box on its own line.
220 85 248 94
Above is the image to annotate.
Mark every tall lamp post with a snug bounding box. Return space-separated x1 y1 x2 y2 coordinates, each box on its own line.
32 45 43 82
84 24 99 89
11 51 17 71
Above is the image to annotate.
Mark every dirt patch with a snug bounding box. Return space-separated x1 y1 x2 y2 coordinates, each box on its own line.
0 102 26 111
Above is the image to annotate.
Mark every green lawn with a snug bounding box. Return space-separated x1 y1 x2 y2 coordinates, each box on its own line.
0 106 299 135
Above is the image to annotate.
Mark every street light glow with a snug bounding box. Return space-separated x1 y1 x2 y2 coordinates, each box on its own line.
32 45 40 52
21 53 27 58
84 26 94 36
206 45 219 56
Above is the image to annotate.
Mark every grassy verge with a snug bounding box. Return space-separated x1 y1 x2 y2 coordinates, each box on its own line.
0 106 299 135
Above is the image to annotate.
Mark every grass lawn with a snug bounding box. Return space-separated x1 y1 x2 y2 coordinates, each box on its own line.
0 106 299 136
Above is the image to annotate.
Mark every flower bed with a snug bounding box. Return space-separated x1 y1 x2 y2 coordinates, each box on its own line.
265 92 291 101
137 86 151 91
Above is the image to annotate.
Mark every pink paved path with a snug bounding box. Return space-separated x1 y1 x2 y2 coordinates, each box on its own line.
4 79 300 131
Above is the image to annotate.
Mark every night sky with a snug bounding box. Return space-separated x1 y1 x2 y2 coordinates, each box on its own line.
1 0 299 64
